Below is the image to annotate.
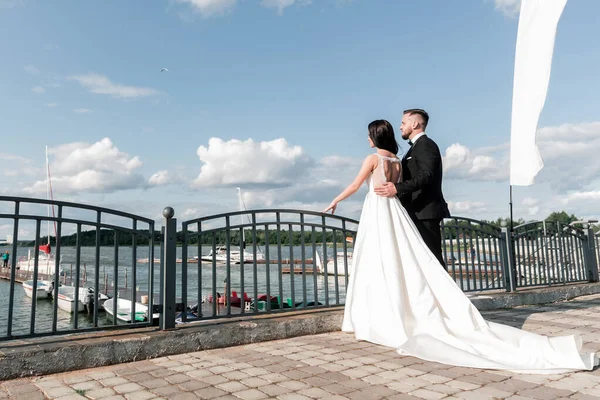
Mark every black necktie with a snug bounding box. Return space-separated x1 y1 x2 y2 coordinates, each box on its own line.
408 140 413 147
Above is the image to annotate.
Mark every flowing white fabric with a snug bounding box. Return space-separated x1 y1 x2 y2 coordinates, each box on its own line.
509 0 568 186
342 155 597 374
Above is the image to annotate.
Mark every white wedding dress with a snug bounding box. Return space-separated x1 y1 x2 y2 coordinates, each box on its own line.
342 153 598 374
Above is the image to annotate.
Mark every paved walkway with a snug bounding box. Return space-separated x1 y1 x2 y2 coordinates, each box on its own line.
2 294 600 400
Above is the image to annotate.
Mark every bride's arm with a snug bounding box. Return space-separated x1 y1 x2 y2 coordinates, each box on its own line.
322 155 377 214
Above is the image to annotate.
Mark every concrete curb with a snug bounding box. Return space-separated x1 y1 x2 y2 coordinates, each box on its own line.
467 282 600 310
1 282 599 381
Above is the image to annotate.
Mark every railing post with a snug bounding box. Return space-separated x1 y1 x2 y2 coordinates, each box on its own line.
501 222 517 292
585 224 599 283
161 207 177 330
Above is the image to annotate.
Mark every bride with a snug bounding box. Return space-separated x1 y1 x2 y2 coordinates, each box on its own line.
322 119 597 374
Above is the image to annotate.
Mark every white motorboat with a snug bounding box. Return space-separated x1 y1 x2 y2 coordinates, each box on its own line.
200 246 265 264
21 279 53 299
103 298 159 323
57 286 109 313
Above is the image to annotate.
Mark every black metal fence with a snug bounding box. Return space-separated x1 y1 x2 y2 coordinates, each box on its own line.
0 196 155 341
0 197 598 341
167 209 358 328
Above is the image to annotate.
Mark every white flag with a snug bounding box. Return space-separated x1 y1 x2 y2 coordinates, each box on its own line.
509 0 567 186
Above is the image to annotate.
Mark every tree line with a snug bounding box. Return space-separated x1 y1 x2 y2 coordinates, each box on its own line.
20 211 597 247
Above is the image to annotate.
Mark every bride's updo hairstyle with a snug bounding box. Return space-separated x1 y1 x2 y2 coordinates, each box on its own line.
368 119 399 155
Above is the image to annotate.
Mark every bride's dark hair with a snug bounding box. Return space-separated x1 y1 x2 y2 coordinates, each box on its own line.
368 119 399 155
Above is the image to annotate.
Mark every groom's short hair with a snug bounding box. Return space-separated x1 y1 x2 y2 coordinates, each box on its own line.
403 109 429 130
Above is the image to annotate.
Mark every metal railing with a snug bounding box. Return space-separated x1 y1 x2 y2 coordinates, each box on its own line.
1 197 598 340
0 196 155 341
165 209 358 327
441 217 508 292
512 221 593 287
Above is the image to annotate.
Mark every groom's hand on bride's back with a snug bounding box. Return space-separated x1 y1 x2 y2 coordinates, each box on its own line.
374 183 397 197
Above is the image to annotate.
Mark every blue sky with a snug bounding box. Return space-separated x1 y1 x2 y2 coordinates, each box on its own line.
1 0 599 235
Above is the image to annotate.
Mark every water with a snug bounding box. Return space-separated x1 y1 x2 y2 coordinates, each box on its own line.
0 245 350 338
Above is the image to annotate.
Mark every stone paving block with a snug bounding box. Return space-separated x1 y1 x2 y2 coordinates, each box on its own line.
124 391 156 400
445 379 481 391
570 393 600 400
87 371 117 380
167 393 198 400
276 394 313 400
43 386 77 398
426 383 462 396
138 378 170 389
151 384 186 397
517 386 575 399
361 374 393 385
71 380 103 391
83 387 117 399
198 374 230 385
418 373 453 384
100 377 130 387
296 387 332 398
548 376 596 391
113 382 144 394
5 383 40 396
337 379 372 391
62 374 93 385
177 380 211 392
241 367 271 377
164 373 192 385
282 369 313 380
321 382 355 395
170 365 196 373
386 394 423 400
408 388 447 400
54 394 87 400
258 384 293 396
397 367 427 377
233 388 269 400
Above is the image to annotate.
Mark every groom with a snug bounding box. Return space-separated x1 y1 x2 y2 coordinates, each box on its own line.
374 109 450 267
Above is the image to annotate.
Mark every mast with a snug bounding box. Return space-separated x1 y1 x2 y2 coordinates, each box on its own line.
237 187 245 250
45 146 57 247
45 146 51 246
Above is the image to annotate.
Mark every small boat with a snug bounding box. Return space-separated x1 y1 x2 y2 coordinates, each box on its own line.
22 280 53 299
57 286 109 313
103 298 159 323
200 246 265 264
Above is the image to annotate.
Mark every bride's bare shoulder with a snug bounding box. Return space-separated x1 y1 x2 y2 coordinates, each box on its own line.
362 154 378 168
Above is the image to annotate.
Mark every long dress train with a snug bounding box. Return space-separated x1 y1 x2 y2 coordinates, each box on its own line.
342 153 598 374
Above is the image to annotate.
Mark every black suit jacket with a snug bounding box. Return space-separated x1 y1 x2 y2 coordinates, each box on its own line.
394 135 451 221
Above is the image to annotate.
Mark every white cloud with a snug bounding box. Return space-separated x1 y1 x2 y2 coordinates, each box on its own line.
73 108 93 114
443 121 600 190
522 197 540 216
193 137 313 187
148 170 176 186
31 86 45 94
0 153 39 178
176 0 236 17
443 144 470 171
23 138 146 195
443 143 508 182
68 73 159 99
494 0 521 17
47 103 58 108
24 64 39 75
448 201 487 214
